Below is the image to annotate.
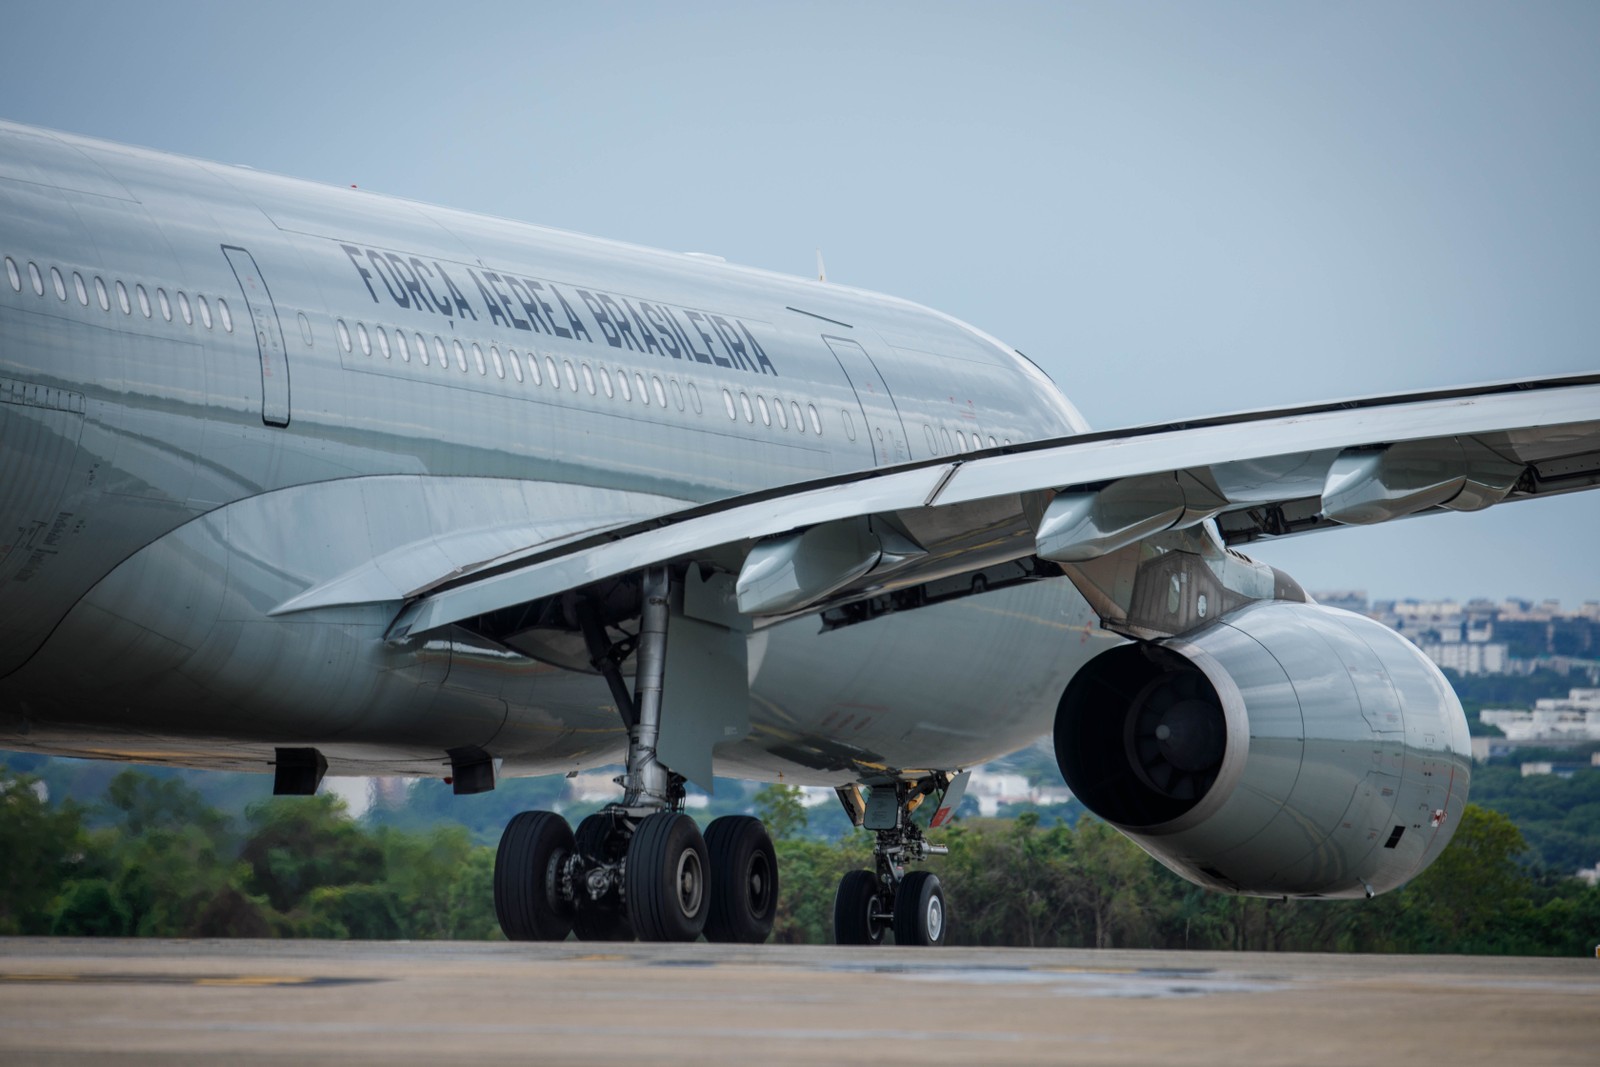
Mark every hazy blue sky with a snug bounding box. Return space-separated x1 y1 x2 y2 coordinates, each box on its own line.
2 1 1596 604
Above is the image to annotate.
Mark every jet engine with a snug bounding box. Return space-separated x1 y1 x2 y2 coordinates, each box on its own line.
1054 601 1471 898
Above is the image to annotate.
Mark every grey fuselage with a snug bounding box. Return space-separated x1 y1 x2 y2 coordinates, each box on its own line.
0 121 1112 786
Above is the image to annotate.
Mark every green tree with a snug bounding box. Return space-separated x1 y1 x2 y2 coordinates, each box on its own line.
754 784 808 840
242 794 383 913
79 771 259 938
379 825 499 939
0 772 85 934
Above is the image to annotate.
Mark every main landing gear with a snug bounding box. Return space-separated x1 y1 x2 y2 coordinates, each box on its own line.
832 776 961 947
492 567 779 944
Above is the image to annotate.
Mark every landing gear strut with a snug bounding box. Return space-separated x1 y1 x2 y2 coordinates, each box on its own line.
491 567 778 944
832 776 958 947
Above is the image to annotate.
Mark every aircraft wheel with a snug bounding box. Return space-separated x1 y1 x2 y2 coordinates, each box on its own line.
625 811 710 941
571 812 634 942
493 810 575 941
833 869 888 946
703 815 778 944
892 870 947 946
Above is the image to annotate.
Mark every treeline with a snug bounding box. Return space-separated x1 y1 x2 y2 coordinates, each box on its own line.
5 767 1597 955
0 771 495 939
765 794 1600 955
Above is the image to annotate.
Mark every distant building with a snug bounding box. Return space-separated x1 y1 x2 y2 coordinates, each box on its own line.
1354 597 1600 678
966 770 1072 816
1481 688 1600 741
1420 640 1508 675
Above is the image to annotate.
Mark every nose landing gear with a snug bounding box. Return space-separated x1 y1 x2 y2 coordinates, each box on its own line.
832 773 964 947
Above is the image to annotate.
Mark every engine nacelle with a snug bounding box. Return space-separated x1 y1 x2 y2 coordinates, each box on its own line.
1054 601 1471 899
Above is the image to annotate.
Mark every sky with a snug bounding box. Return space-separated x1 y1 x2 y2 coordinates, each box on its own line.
2 1 1596 605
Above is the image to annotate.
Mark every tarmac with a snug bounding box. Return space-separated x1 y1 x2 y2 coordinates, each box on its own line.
1 938 1597 1065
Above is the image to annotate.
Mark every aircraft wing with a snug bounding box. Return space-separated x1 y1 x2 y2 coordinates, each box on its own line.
349 373 1599 641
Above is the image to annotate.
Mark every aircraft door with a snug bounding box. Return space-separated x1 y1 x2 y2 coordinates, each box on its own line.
822 336 909 465
222 245 290 427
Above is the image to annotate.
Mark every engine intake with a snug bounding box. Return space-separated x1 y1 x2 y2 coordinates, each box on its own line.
1055 602 1471 899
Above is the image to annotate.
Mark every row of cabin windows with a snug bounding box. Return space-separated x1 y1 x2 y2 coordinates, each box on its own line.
1 254 1006 454
337 317 830 438
4 256 233 333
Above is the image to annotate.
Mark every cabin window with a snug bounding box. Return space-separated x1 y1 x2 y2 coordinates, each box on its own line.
941 426 952 452
357 322 372 355
808 404 821 435
491 346 505 379
546 356 560 388
376 326 391 358
526 352 542 385
581 363 596 394
175 290 191 323
687 382 702 415
739 392 753 423
72 272 88 306
219 299 235 332
563 360 578 391
841 410 856 440
791 401 803 431
756 395 771 426
722 388 736 419
157 288 172 321
415 332 429 366
988 435 997 448
616 369 631 400
773 396 788 429
298 312 312 344
94 278 110 312
670 378 684 411
630 372 646 405
27 261 44 296
471 342 485 375
599 366 613 397
453 339 467 372
136 284 151 318
3 257 19 292
336 320 352 351
395 331 411 362
507 348 522 382
924 425 938 454
49 266 66 301
434 337 449 371
651 375 667 407
196 295 212 329
116 280 131 315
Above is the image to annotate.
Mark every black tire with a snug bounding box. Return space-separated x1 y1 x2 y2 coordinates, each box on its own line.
833 869 887 946
703 815 778 944
624 812 710 942
493 810 575 941
571 812 633 942
892 870 947 947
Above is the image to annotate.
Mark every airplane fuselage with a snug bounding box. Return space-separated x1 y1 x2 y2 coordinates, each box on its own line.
0 121 1110 786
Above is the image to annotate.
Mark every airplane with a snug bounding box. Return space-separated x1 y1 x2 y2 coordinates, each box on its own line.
2 119 1597 948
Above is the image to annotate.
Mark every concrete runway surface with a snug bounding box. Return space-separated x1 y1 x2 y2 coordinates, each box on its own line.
1 939 1597 1065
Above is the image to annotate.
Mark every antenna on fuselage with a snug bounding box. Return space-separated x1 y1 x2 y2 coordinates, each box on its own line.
815 249 827 282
